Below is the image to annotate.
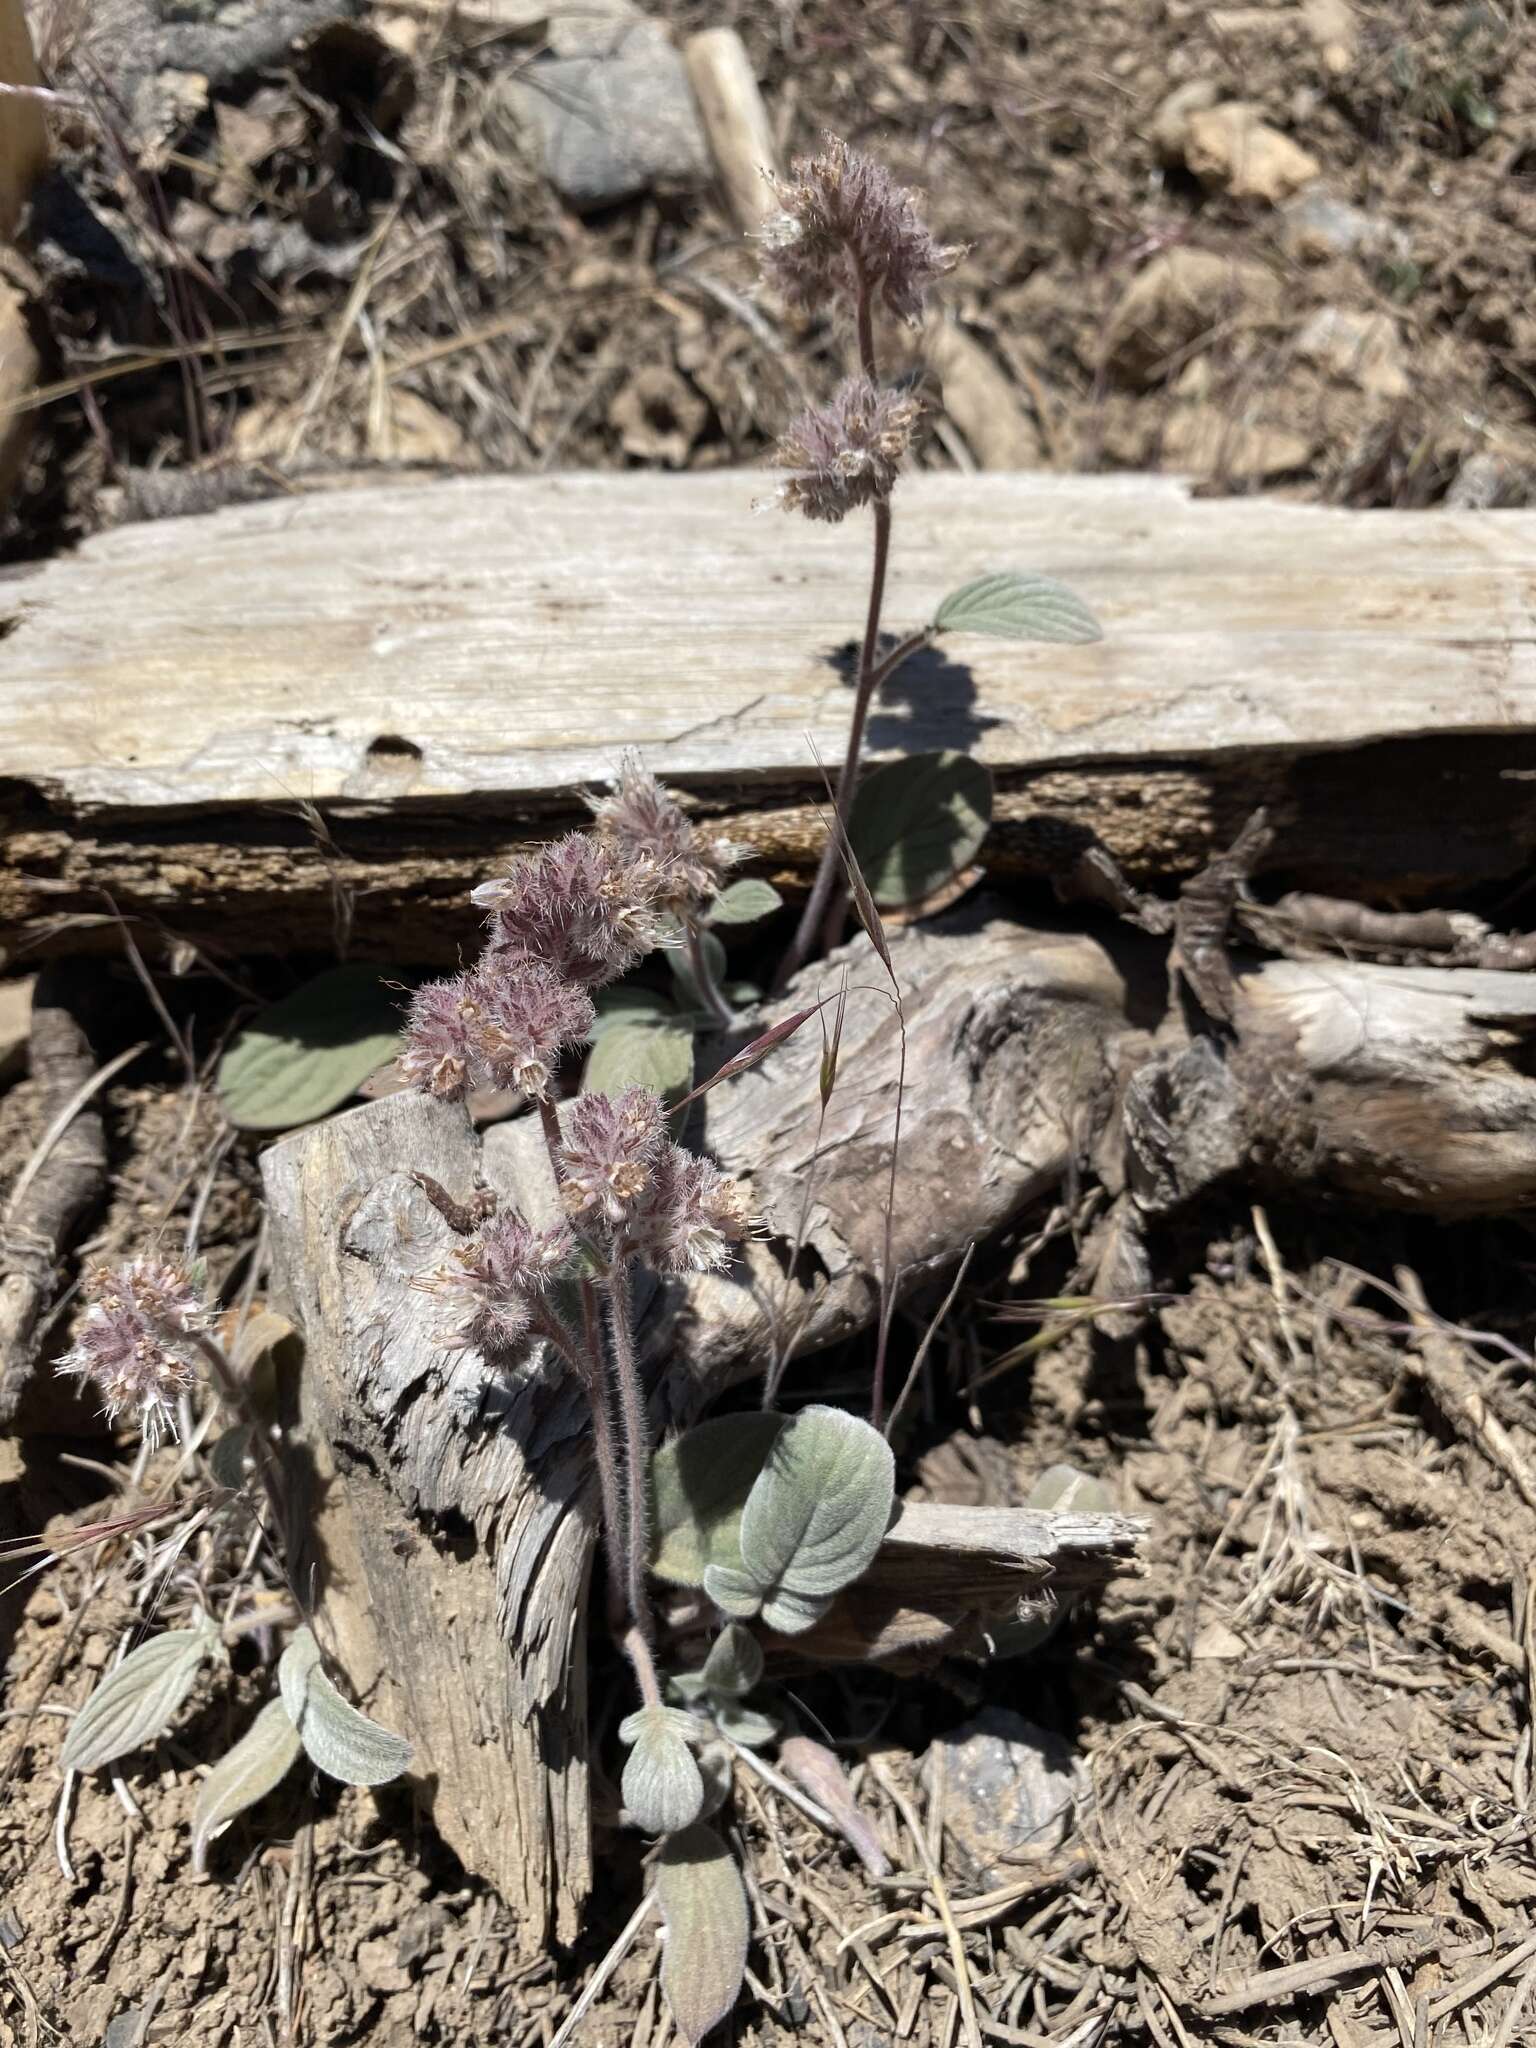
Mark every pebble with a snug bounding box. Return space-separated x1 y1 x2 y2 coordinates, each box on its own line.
1280 185 1409 263
502 3 708 212
925 1708 1086 1887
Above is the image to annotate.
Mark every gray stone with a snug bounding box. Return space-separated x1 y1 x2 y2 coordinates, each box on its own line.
503 8 708 212
925 1707 1086 1887
1280 186 1408 264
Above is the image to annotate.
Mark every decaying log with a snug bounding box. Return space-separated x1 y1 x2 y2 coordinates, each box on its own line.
6 471 1536 964
262 892 1536 1943
0 965 108 1422
261 908 1151 1945
770 1501 1147 1670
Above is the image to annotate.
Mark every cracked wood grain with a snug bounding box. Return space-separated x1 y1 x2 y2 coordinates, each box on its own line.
5 472 1536 963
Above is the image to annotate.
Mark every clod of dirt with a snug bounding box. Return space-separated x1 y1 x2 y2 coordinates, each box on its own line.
924 1707 1085 1887
501 3 708 211
1180 102 1321 206
1103 247 1282 389
609 363 707 466
1296 305 1409 400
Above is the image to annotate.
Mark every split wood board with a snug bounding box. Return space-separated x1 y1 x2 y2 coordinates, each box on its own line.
3 470 1534 959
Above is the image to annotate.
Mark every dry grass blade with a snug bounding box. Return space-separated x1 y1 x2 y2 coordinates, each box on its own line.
868 1755 983 2048
3 1040 148 1222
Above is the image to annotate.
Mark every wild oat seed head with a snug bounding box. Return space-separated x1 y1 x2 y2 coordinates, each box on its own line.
560 1086 667 1229
58 1256 210 1445
772 376 921 523
473 833 666 988
758 133 962 324
630 1147 752 1275
431 1213 575 1359
589 757 740 916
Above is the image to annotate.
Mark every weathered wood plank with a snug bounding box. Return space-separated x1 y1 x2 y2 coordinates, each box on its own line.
5 472 1535 961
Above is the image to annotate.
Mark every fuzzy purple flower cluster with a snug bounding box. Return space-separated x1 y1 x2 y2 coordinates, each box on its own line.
759 133 961 325
402 771 734 1106
772 377 922 525
58 1256 209 1444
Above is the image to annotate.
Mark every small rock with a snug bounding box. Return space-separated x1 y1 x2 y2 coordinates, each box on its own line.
1191 1620 1248 1660
926 1708 1085 1886
1295 305 1408 399
1300 0 1358 75
1182 102 1321 205
0 978 32 1084
1164 404 1313 480
1280 185 1408 264
1104 247 1282 388
356 1937 412 1994
1150 78 1223 163
609 364 707 467
924 316 1044 468
1445 451 1531 510
502 7 708 211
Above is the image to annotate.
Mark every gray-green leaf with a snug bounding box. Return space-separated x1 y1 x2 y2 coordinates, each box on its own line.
218 966 409 1132
277 1626 322 1727
656 1825 750 2047
668 927 728 1009
622 1706 704 1836
191 1697 302 1874
651 1412 787 1587
207 1423 254 1491
713 1700 779 1749
701 1623 763 1700
933 570 1103 644
61 1622 221 1774
847 751 993 909
584 1018 694 1099
279 1626 411 1786
588 985 679 1039
706 879 783 927
701 1563 763 1619
734 1406 895 1634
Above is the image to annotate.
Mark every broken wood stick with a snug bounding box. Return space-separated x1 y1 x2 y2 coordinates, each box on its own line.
6 471 1536 965
684 28 779 233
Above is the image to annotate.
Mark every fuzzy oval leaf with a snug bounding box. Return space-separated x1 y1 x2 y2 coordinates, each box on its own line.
758 1585 834 1635
277 1626 322 1727
61 1624 219 1774
934 570 1103 644
656 1824 750 2047
706 879 783 927
701 1563 763 1619
589 986 677 1040
702 1623 763 1700
736 1406 895 1624
191 1698 302 1874
847 751 993 909
622 1716 705 1836
292 1662 413 1787
218 966 409 1132
713 1701 779 1749
281 1628 410 1786
651 1412 787 1586
584 1018 694 1099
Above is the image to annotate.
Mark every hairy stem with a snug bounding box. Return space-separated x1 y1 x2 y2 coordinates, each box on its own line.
623 1624 663 1709
683 916 735 1031
537 1094 567 1193
601 1252 658 1661
778 494 893 981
